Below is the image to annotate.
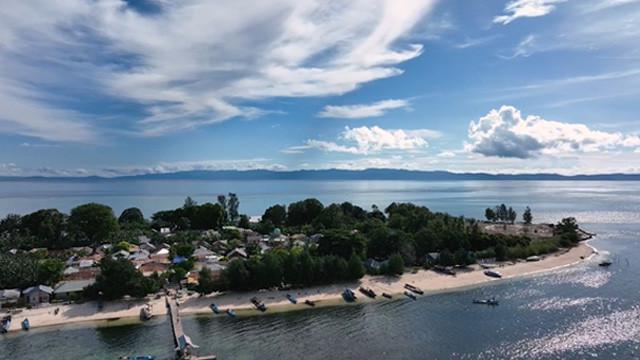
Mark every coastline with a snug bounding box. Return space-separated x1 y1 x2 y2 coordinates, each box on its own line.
2 242 596 333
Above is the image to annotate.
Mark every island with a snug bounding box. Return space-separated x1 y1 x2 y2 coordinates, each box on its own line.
0 196 595 332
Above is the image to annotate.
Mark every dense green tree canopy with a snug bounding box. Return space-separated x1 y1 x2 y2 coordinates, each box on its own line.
68 203 118 246
118 207 145 225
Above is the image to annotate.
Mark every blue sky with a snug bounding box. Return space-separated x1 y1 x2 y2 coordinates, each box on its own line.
1 0 639 176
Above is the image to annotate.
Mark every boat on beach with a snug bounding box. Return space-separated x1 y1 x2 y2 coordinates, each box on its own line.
250 297 268 312
226 309 237 318
599 260 612 267
404 283 424 295
382 293 392 299
286 294 298 304
404 291 417 300
342 288 357 302
1 315 11 333
139 304 153 321
472 298 499 306
304 299 316 307
483 270 502 278
209 303 220 314
21 318 30 331
359 287 377 298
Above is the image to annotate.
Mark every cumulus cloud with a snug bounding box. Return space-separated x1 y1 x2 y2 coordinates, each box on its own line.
494 0 566 25
317 99 410 119
284 125 436 155
466 106 640 159
0 0 436 140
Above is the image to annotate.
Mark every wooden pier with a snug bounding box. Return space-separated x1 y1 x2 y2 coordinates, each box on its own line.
166 296 216 360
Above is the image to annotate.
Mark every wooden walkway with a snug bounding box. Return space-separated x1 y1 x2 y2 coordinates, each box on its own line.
166 296 215 360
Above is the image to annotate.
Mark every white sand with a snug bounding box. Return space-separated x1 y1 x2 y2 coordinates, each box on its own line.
4 242 595 332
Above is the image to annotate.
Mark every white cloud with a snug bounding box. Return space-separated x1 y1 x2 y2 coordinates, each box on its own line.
466 105 640 158
494 0 566 25
0 0 436 140
284 125 437 155
437 151 456 158
317 99 410 119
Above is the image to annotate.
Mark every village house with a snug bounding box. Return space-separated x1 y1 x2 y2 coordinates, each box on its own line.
0 289 21 306
54 279 95 300
226 248 248 260
193 246 215 261
23 285 54 305
424 252 441 266
139 262 170 277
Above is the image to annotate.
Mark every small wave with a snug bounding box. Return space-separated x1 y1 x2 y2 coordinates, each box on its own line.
521 297 611 311
535 267 612 289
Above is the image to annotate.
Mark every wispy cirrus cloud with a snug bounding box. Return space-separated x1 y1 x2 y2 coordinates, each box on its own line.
0 0 437 140
317 99 410 119
494 0 566 25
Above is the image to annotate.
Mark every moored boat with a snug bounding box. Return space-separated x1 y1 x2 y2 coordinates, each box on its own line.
404 291 417 300
382 293 392 299
210 303 220 314
250 297 268 312
139 304 153 321
599 260 612 267
1 315 11 333
404 283 424 295
21 318 30 331
342 288 357 302
359 287 377 298
472 298 499 306
226 309 237 318
304 299 316 307
484 270 502 278
286 294 298 304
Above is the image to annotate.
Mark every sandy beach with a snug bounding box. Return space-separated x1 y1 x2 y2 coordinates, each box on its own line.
2 242 596 333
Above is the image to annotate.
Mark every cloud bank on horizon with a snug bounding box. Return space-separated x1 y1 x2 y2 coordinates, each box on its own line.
1 0 639 176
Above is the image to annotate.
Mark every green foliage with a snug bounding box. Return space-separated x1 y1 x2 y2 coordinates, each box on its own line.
287 198 324 226
523 206 533 224
317 229 366 259
195 267 223 295
37 259 64 286
0 254 39 289
152 201 224 230
238 215 250 229
68 203 118 246
346 253 365 280
21 209 67 248
386 254 404 275
87 257 160 300
118 207 145 225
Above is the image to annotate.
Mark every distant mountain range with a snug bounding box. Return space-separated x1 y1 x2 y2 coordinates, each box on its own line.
1 169 640 181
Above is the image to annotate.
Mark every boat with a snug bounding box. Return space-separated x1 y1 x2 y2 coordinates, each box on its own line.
250 297 268 312
139 304 153 321
210 303 220 314
472 298 499 306
286 294 298 304
226 309 237 318
484 270 502 278
342 288 357 302
120 356 155 360
404 291 417 300
21 318 30 331
359 287 377 298
382 293 392 299
404 283 424 295
304 299 316 307
1 315 11 333
599 260 612 267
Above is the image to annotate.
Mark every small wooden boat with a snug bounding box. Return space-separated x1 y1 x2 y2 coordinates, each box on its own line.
21 318 30 331
210 303 220 314
226 309 237 318
598 260 612 267
359 287 377 299
404 291 417 300
404 284 424 295
286 294 298 304
342 288 357 302
473 298 499 306
250 297 268 312
382 293 392 299
1 315 11 333
140 304 153 321
483 270 502 278
304 299 316 307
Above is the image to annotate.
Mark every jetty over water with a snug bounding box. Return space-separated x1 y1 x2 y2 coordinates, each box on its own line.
166 297 216 360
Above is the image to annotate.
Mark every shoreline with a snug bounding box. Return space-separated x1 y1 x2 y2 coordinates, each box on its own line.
2 242 596 334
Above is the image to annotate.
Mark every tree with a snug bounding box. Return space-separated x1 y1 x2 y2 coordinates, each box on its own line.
37 259 64 286
118 207 145 225
287 198 324 226
217 194 228 224
262 205 286 227
485 208 496 222
195 268 218 295
238 215 250 229
386 254 404 275
523 206 532 225
228 193 240 224
21 209 66 248
87 257 156 300
68 203 118 246
346 254 365 280
225 259 250 291
507 207 517 224
317 229 366 259
183 197 197 208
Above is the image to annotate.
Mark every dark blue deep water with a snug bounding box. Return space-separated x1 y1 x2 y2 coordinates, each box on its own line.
1 180 639 359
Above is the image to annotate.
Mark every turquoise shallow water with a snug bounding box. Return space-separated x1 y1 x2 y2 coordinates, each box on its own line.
1 180 639 359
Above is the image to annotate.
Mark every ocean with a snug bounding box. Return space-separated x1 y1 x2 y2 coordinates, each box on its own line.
0 179 639 359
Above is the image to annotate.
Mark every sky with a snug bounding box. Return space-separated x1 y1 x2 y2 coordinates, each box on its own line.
1 0 640 176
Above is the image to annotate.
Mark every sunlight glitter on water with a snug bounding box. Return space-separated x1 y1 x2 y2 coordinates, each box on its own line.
521 297 613 311
535 267 612 289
